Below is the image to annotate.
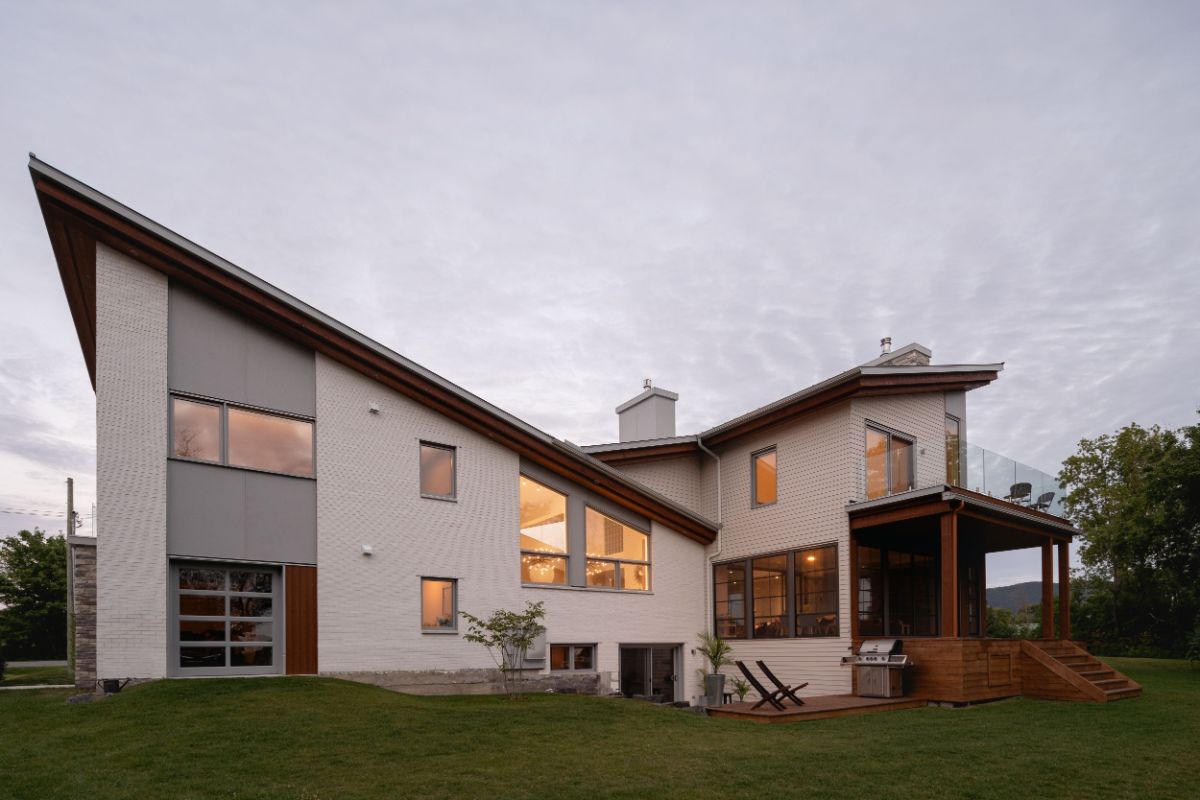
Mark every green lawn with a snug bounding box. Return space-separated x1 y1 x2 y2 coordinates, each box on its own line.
0 665 72 687
1 658 1196 800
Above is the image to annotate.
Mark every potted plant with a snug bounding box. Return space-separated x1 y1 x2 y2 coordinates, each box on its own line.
731 677 751 702
696 632 734 706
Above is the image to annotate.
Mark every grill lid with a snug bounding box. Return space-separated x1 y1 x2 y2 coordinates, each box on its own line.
857 638 902 655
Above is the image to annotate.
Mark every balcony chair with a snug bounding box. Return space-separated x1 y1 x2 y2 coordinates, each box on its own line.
1005 482 1032 505
1031 491 1055 512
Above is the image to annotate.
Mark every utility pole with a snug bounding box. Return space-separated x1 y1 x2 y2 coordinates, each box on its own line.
65 477 75 678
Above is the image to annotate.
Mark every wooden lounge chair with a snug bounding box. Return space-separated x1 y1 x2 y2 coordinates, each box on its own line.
755 660 808 706
735 660 786 711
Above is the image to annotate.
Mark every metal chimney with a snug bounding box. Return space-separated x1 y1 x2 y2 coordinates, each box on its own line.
880 337 892 355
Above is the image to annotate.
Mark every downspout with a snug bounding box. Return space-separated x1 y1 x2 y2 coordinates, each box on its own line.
697 437 723 637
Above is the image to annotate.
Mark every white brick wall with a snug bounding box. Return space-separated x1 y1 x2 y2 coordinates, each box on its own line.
315 355 709 700
95 244 169 680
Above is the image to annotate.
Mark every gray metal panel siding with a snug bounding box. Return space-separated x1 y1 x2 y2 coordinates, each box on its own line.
168 285 315 416
167 460 317 564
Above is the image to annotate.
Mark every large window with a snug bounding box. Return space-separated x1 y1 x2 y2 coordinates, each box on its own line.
170 395 314 478
945 415 962 485
865 424 914 499
752 447 778 507
796 545 839 636
421 578 457 631
716 545 839 639
585 508 650 591
856 545 938 637
549 644 595 671
713 562 747 639
173 564 278 675
419 442 456 499
519 476 568 585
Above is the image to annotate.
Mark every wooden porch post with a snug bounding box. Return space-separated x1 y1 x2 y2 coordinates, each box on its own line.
1040 541 1054 639
940 511 959 638
1058 541 1071 641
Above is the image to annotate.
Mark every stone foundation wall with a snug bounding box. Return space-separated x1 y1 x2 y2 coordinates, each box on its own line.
69 537 97 691
326 668 607 696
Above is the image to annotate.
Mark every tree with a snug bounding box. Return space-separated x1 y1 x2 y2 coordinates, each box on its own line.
0 529 68 660
1058 414 1200 656
459 601 546 699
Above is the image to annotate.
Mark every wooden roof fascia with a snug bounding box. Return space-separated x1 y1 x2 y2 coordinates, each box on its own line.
32 176 718 545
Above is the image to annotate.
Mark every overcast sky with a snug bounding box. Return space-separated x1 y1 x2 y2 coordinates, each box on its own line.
1 2 1197 585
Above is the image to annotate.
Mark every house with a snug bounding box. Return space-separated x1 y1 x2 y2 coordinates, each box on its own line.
30 156 1139 706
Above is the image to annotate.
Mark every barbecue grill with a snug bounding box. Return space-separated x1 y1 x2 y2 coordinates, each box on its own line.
841 639 912 698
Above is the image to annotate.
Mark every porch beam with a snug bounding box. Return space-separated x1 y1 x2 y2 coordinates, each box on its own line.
1041 542 1054 638
940 511 959 638
1058 541 1071 641
849 500 951 530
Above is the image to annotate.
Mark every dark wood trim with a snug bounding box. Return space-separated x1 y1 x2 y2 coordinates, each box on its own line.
1041 542 1054 637
285 565 318 675
587 442 700 465
849 500 951 530
31 177 717 545
940 511 959 638
1058 541 1071 640
849 531 859 639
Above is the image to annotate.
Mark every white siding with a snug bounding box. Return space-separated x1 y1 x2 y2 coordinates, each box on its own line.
95 245 169 680
851 393 948 499
710 402 859 696
315 355 708 699
611 456 705 515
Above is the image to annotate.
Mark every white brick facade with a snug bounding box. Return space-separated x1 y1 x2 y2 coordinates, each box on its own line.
95 244 169 680
315 355 708 700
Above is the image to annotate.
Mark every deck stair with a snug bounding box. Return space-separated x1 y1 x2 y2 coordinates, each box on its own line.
1020 640 1141 702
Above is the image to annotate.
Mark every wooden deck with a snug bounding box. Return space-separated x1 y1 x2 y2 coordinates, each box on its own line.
706 694 924 724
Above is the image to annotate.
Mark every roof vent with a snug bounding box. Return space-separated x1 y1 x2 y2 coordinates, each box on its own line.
880 337 892 355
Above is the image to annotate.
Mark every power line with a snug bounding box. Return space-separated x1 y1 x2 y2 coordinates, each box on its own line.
0 508 94 518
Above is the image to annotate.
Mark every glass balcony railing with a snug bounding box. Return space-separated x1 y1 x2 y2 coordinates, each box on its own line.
961 442 1067 518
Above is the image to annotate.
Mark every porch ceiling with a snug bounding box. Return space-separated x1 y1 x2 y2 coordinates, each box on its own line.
846 485 1077 549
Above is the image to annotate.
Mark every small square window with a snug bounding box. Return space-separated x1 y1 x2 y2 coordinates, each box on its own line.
752 447 778 507
421 578 457 631
420 443 456 499
549 644 595 671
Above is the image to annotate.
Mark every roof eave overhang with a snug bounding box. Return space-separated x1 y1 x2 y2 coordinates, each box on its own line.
29 159 718 545
846 485 1078 541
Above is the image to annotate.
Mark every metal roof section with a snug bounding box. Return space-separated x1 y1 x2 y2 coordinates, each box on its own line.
28 156 718 538
860 341 932 367
581 435 699 454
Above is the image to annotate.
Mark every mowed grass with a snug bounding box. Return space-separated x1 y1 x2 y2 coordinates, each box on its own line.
1 658 1196 800
0 665 71 687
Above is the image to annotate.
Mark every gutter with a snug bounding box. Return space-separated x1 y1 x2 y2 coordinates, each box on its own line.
696 437 723 636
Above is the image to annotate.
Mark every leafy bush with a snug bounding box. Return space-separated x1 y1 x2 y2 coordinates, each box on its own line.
460 601 546 699
695 632 733 674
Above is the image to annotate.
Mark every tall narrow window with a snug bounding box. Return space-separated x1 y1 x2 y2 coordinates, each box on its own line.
419 442 456 499
945 415 962 486
585 508 650 591
713 562 747 639
421 578 457 631
172 398 221 462
795 545 839 637
865 425 914 499
519 476 568 585
751 554 787 637
751 447 778 506
227 407 314 477
857 546 884 636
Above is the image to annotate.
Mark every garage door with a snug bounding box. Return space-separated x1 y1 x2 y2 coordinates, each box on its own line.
171 563 281 676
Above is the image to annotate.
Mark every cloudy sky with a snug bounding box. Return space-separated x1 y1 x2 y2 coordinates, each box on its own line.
1 1 1197 584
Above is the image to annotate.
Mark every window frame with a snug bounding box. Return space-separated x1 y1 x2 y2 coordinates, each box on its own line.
169 561 282 677
944 414 962 486
583 505 652 592
864 422 915 499
519 474 570 586
418 441 457 501
549 643 597 672
750 446 778 508
168 393 316 480
420 577 459 633
713 542 841 640
794 543 840 638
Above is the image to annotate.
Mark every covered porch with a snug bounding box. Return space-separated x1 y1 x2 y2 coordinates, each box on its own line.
845 486 1138 704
